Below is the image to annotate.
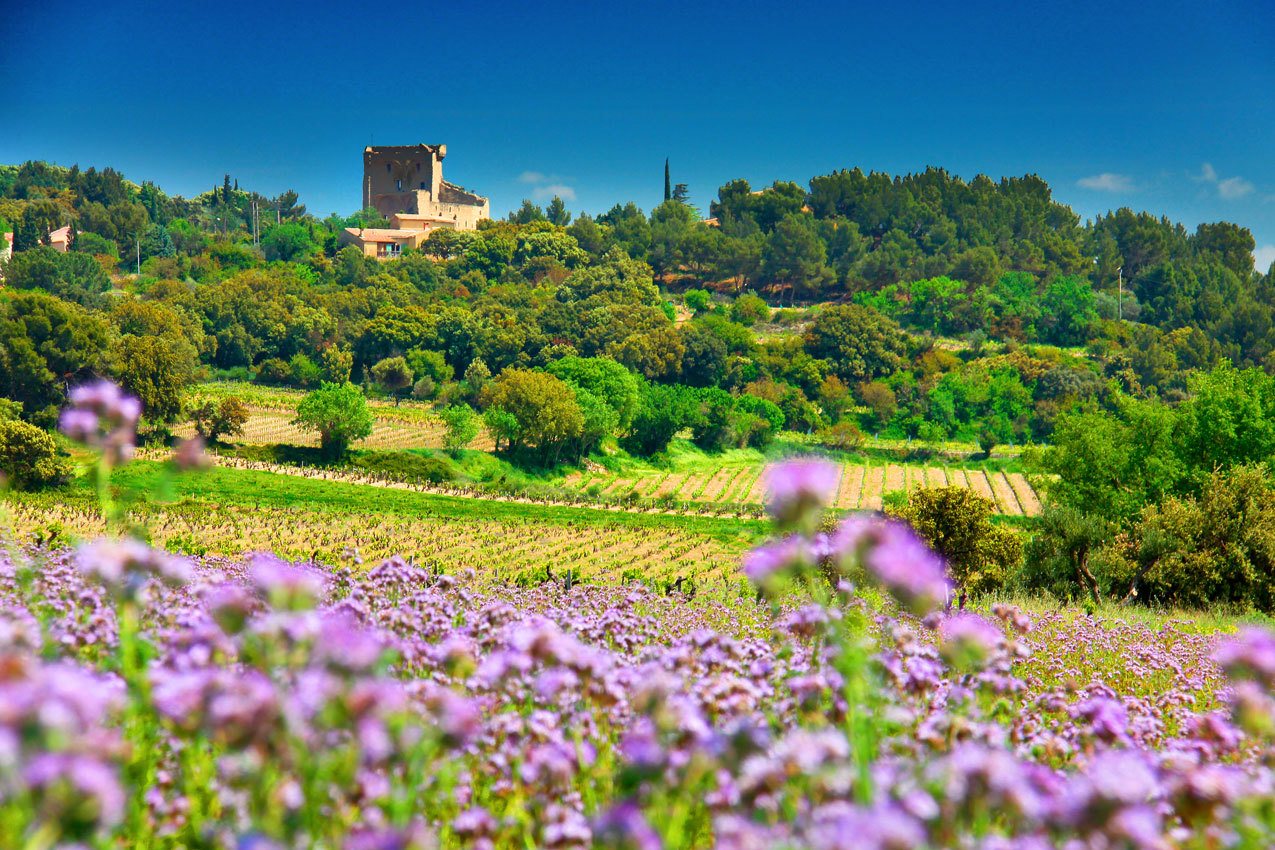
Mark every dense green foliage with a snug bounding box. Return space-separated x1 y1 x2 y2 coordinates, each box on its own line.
188 396 249 442
1025 364 1275 612
2 158 1270 458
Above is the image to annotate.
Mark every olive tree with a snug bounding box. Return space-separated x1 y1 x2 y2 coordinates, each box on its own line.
370 356 413 405
292 382 374 459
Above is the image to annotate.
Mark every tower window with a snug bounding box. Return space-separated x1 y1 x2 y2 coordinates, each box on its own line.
385 163 391 174
420 182 426 190
416 163 421 173
396 179 402 191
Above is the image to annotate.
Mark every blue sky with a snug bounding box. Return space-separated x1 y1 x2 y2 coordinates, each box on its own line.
3 0 1273 269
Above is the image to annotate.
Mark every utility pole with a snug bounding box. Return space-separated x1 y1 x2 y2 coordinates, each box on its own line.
1117 266 1123 321
136 237 140 275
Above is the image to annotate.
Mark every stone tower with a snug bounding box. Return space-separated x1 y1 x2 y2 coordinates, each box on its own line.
362 144 489 230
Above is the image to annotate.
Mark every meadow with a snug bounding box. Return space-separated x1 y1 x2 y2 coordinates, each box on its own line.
4 386 1275 849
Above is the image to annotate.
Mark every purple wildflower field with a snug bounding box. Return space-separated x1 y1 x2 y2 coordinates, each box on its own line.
2 383 1273 849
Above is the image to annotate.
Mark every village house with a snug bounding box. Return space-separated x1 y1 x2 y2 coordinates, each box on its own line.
339 212 459 259
47 226 73 252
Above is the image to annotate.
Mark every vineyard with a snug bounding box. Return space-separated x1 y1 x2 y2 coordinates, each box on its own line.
175 383 494 451
561 460 1043 516
173 384 1044 517
3 490 748 584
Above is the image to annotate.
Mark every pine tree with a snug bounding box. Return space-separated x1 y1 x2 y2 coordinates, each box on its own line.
223 174 232 205
664 159 671 202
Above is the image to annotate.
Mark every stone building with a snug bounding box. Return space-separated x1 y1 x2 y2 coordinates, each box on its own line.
362 144 489 230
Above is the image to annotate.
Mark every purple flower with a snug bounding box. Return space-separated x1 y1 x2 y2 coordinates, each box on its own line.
1214 627 1275 688
1082 749 1159 809
173 435 210 470
153 668 280 750
992 603 1033 634
592 802 662 850
58 408 99 443
207 670 280 749
742 535 812 587
833 516 949 614
61 379 142 463
249 553 324 610
1225 680 1275 736
452 806 498 839
765 459 839 527
1072 696 1131 745
418 685 480 746
23 753 125 830
76 537 191 596
939 613 1002 670
806 801 925 850
205 583 259 635
343 824 435 850
68 379 142 427
315 611 386 674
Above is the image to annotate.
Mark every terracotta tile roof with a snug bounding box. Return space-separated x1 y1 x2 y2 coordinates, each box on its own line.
343 227 417 243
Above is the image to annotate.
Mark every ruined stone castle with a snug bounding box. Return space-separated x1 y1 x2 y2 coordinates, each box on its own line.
340 144 490 259
361 144 489 230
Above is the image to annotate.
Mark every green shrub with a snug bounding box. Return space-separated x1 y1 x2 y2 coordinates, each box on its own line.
351 451 456 484
816 422 864 451
730 294 770 326
189 397 249 442
684 289 711 314
254 358 292 386
0 420 70 490
1019 505 1114 605
1115 466 1275 612
890 486 1021 599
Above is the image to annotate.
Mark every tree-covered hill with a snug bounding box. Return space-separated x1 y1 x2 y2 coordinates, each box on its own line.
0 156 1270 458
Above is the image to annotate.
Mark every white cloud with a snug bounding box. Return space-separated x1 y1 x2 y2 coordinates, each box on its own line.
517 171 547 184
1193 162 1254 200
1077 172 1134 192
1218 176 1255 199
533 184 576 202
1195 162 1218 183
1256 245 1275 274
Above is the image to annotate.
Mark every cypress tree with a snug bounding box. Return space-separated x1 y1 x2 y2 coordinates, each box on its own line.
664 159 671 202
